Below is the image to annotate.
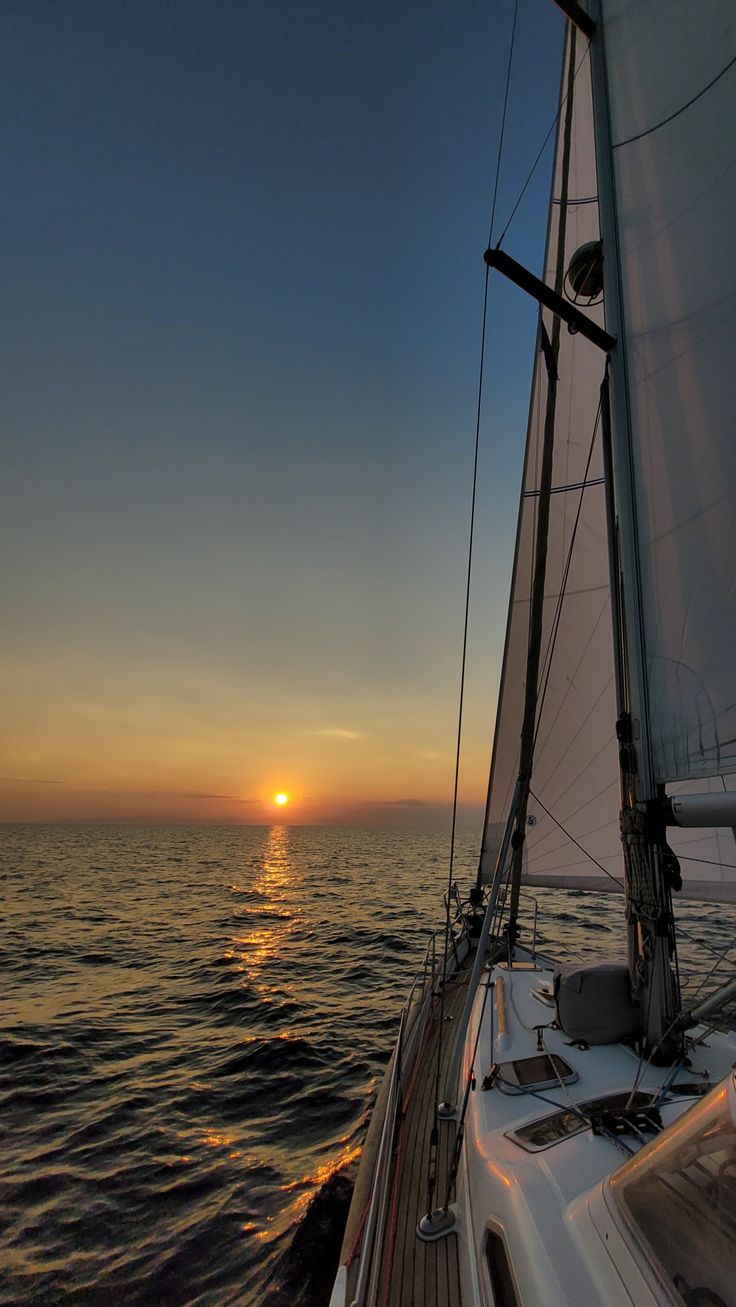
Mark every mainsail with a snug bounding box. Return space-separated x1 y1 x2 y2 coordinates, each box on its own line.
480 6 736 904
604 0 736 788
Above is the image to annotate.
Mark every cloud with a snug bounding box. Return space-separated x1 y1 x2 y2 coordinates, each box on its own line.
382 798 440 808
308 728 362 740
184 792 257 803
0 776 65 785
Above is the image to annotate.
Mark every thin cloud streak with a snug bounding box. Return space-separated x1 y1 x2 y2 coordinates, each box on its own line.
1 776 65 786
307 729 363 740
184 793 257 803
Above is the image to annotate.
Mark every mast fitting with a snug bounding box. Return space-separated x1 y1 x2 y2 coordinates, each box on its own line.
551 0 596 40
616 711 637 775
484 246 616 353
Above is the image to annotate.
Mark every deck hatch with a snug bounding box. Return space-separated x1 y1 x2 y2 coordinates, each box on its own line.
494 1053 577 1094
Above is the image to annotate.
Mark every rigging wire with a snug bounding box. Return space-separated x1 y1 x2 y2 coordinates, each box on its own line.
532 397 603 759
430 0 519 1146
675 921 736 964
494 39 592 249
681 938 736 1006
535 739 618 822
676 854 736 871
533 683 616 816
627 989 713 1108
506 397 610 890
487 0 519 248
627 932 736 1106
533 603 610 773
529 787 624 888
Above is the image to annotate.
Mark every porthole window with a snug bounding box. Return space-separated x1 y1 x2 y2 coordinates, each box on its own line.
485 1228 519 1307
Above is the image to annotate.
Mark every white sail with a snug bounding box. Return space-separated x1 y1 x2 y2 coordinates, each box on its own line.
603 0 736 786
480 32 619 890
481 12 736 903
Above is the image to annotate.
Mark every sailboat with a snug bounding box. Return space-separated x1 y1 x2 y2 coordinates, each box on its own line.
330 1 736 1304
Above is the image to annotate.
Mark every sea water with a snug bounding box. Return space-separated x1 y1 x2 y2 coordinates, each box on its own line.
2 824 734 1305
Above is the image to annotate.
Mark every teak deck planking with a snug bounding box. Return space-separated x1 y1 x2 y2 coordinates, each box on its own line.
379 973 468 1307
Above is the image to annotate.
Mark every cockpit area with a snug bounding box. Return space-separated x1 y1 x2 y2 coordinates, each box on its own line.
608 1072 736 1307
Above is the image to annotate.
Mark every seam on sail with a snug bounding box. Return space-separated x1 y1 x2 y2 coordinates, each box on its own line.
523 476 604 497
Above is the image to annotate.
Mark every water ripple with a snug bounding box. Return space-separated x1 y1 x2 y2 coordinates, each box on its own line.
1 823 735 1304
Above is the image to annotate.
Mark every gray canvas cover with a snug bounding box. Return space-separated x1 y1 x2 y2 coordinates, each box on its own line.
554 962 642 1045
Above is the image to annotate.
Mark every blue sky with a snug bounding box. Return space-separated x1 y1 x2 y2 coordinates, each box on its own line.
1 0 564 825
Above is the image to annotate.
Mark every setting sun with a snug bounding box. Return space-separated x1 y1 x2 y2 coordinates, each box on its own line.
274 793 289 806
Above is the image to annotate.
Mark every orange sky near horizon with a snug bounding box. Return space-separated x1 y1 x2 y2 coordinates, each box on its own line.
0 682 495 827
0 2 562 834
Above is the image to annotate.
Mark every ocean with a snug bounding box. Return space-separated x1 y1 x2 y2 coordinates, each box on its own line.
2 824 735 1306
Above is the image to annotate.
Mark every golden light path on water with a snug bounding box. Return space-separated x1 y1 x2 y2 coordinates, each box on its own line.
226 825 296 989
225 826 359 1242
181 834 301 1176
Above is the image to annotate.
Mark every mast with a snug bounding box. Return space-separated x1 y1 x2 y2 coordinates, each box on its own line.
587 0 679 1051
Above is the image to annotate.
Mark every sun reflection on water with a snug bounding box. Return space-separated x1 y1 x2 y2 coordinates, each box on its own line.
279 1137 363 1216
227 826 297 994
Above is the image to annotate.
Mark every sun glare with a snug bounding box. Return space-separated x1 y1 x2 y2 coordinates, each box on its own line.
274 792 289 806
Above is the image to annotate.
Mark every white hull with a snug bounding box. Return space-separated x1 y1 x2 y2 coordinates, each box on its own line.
333 936 736 1307
454 949 736 1306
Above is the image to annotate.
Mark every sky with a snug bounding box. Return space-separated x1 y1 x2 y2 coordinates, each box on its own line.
1 0 564 827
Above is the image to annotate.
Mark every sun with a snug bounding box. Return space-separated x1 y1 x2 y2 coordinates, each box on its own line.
274 792 289 806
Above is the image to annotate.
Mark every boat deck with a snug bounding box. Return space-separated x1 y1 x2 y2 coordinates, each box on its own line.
377 972 469 1307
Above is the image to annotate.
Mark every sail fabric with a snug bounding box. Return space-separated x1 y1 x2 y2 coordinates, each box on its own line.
602 0 736 785
480 16 736 903
480 34 620 892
